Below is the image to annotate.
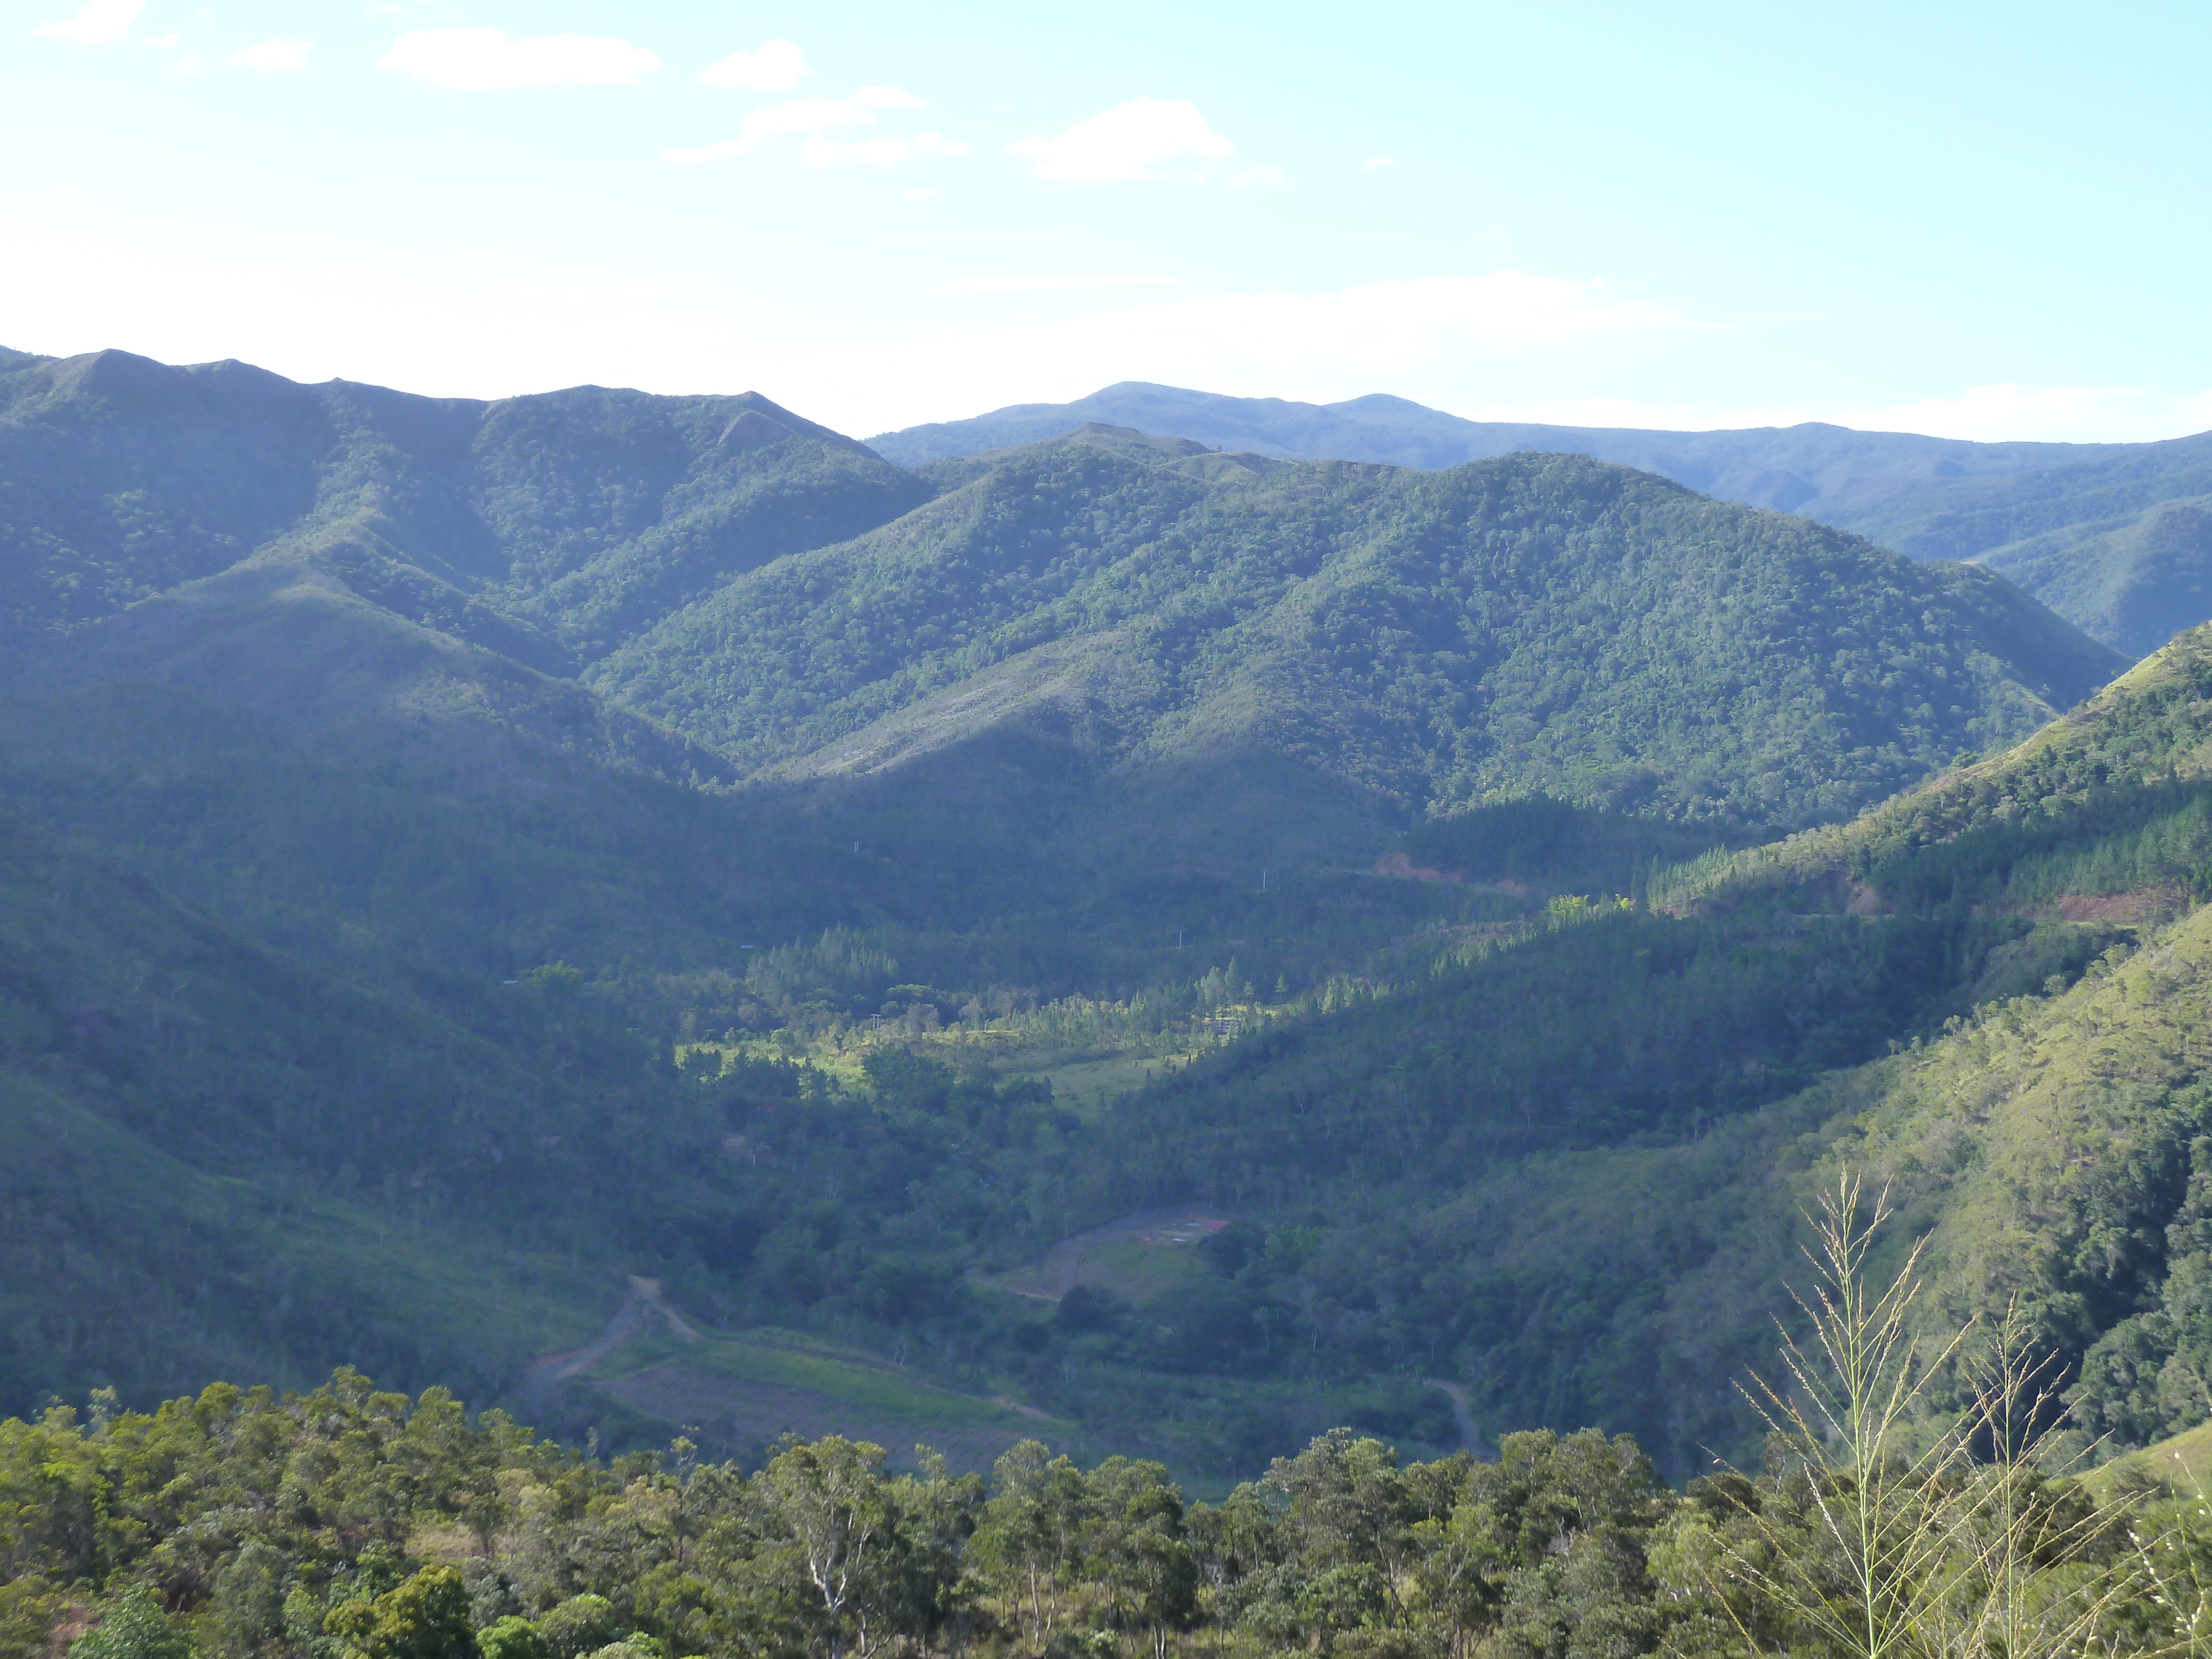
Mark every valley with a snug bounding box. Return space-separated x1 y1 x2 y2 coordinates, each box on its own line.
19 9 2212 1655
5 340 2212 1498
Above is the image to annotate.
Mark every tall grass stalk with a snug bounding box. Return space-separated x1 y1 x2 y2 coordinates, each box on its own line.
1709 1171 2179 1659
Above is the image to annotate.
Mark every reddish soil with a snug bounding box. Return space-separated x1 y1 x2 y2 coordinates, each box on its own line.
1371 852 1532 894
2054 888 2185 924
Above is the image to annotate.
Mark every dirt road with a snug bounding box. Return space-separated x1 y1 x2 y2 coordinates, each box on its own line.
1423 1376 1486 1455
524 1276 694 1402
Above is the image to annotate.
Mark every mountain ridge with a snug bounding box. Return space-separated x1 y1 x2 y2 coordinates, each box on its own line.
598 425 2121 837
872 383 2212 656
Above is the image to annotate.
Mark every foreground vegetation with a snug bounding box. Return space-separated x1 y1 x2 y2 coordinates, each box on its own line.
12 1181 2212 1659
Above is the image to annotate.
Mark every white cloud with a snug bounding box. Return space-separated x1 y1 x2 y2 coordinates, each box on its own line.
935 274 1176 295
698 38 805 90
138 31 176 48
34 0 142 44
1364 155 1395 170
377 28 659 90
225 39 311 72
1228 164 1286 187
904 187 939 202
800 131 964 169
1008 97 1233 182
662 86 934 165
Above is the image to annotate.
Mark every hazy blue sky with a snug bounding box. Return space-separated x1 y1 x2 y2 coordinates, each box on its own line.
6 1 2208 441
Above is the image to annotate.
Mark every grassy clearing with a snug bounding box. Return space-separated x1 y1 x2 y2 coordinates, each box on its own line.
680 1004 1281 1116
994 1051 1169 1112
589 1324 1068 1434
2083 1420 2212 1501
1076 1238 1209 1306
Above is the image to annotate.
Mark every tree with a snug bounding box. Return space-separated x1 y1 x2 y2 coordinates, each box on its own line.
752 1437 895 1659
1262 1430 1415 1624
1084 1458 1196 1659
324 1567 476 1659
973 1441 1089 1652
70 1590 192 1659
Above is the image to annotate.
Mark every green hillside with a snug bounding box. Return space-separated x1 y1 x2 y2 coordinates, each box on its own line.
0 350 2123 995
1651 620 2212 916
1746 433 2212 656
0 802 614 1405
1981 493 2212 659
0 347 930 661
6 343 2198 1486
0 796 1092 1441
599 425 2118 835
872 383 2212 658
954 621 2212 1474
1829 431 2212 565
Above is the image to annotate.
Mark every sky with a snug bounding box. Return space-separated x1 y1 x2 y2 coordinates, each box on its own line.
4 1 2210 443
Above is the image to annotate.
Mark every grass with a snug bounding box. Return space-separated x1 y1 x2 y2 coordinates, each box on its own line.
1075 1238 1210 1306
995 1051 1171 1113
588 1323 1070 1434
684 1018 1244 1117
2082 1420 2212 1502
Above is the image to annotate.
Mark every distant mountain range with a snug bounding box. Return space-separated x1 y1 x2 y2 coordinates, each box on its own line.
0 347 2118 878
873 384 2212 659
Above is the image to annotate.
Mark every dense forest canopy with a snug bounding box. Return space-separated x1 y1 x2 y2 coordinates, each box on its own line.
869 382 2212 658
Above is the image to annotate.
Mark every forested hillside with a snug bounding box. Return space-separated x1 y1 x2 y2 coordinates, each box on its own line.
873 384 2212 658
894 623 2212 1474
9 340 2207 1493
0 347 2118 974
1981 493 2212 658
0 346 929 661
598 425 2115 836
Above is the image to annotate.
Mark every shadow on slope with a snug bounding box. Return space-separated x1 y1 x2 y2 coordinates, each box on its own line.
0 550 902 977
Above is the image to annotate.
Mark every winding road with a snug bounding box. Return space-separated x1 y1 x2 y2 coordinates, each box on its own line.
1423 1376 1486 1455
523 1276 696 1404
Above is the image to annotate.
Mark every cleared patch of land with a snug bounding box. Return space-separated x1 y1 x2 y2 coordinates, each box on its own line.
551 1312 1073 1473
1074 1238 1211 1305
994 1050 1163 1111
980 1207 1230 1302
